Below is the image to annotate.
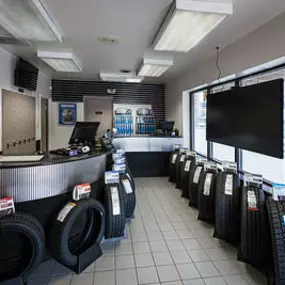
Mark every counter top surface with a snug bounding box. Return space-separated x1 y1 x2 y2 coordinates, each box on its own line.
0 149 112 169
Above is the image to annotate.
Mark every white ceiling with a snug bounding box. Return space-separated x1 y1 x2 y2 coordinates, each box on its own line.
1 0 285 83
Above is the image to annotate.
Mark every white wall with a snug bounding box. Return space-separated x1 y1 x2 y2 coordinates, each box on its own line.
0 48 51 151
49 102 84 149
166 12 285 132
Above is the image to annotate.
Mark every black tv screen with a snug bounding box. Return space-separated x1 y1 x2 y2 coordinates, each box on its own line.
14 58 39 91
206 79 284 158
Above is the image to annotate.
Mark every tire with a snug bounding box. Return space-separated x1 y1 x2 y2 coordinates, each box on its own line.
0 213 45 283
266 198 285 284
214 172 240 244
169 151 179 183
189 165 204 208
49 199 105 267
126 167 136 193
120 173 136 219
104 183 126 239
181 157 196 198
197 170 218 224
240 185 268 266
175 153 186 189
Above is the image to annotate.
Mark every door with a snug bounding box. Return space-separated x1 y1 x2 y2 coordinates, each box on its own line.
84 97 113 137
41 98 48 152
2 90 36 155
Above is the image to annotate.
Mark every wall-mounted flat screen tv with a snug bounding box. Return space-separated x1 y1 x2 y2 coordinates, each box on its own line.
14 58 39 91
206 79 284 158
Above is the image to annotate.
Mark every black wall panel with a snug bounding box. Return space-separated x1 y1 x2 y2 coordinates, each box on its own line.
52 80 165 123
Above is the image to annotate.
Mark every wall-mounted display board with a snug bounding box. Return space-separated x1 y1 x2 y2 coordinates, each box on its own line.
58 103 77 125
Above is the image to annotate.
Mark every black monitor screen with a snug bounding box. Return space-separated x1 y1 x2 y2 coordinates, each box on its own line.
206 79 284 158
159 121 175 131
69 122 100 145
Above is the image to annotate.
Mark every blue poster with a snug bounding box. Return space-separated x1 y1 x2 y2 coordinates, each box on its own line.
58 103 77 125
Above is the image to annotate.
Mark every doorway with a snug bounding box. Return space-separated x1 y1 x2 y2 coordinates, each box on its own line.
84 97 113 138
41 98 49 152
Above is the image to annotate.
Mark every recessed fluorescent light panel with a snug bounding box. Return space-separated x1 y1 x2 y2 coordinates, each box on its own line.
0 0 62 42
100 72 144 83
37 51 82 72
138 58 173 77
153 0 233 52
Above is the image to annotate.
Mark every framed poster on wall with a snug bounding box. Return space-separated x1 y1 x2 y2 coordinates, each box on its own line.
58 103 77 125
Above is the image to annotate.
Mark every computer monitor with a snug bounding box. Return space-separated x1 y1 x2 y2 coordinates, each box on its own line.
69 122 100 145
159 121 175 132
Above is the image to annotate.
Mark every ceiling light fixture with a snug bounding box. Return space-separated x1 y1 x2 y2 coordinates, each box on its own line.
99 72 144 83
0 0 62 42
37 51 82 72
153 0 233 52
137 57 173 77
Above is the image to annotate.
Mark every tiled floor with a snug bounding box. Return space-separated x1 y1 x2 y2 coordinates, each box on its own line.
30 177 267 285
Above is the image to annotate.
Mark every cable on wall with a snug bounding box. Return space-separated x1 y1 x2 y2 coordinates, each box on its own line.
216 46 222 81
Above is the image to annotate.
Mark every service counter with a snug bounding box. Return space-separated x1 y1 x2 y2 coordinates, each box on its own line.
0 150 112 203
113 136 183 177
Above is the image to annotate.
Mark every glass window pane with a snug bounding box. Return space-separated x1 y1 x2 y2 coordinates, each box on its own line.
241 68 285 183
213 143 235 162
193 91 207 155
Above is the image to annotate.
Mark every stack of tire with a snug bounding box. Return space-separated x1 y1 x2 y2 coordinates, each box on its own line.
181 152 196 198
169 148 180 183
189 159 206 208
175 149 187 189
239 175 269 267
214 164 240 245
198 162 218 224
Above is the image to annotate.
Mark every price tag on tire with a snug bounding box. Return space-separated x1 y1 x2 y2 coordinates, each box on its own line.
203 173 213 196
172 154 178 164
225 174 233 195
185 160 191 171
0 197 15 217
193 166 202 184
105 171 120 184
248 191 258 211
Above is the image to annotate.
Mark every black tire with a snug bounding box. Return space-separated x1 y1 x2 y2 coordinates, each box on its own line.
239 185 268 266
266 198 285 284
169 151 179 183
175 153 186 189
0 213 45 283
120 173 136 219
49 199 105 267
197 170 218 224
181 157 195 198
189 165 204 208
104 183 126 239
126 167 136 193
214 172 240 244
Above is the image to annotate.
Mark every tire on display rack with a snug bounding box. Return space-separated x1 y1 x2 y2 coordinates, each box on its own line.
169 150 179 183
104 183 126 239
197 169 218 224
189 164 204 208
49 199 105 267
214 171 240 244
239 184 269 266
181 156 196 198
0 212 45 283
126 167 136 193
175 153 186 189
266 198 285 285
120 173 136 219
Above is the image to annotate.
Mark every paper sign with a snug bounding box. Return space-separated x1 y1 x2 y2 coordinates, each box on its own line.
180 154 186 162
105 171 120 184
122 179 133 194
203 173 213 196
111 187 120 215
222 161 237 173
172 154 178 164
185 160 192 171
225 174 233 195
247 191 258 211
193 166 202 184
57 202 76 222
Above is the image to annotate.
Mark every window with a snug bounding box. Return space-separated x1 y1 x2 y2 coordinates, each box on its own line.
193 91 207 155
211 82 235 162
241 69 285 183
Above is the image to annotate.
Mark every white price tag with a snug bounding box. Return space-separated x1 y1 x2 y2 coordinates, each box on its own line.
172 154 178 164
57 202 76 222
203 173 213 196
111 187 120 215
196 157 207 165
179 148 187 154
222 161 237 173
113 164 126 172
187 150 196 157
247 191 258 211
244 174 263 186
105 171 120 184
180 154 186 162
204 162 217 172
193 166 202 184
185 160 191 171
272 183 285 201
0 197 15 217
173 144 182 151
225 174 233 195
122 179 133 194
116 149 125 154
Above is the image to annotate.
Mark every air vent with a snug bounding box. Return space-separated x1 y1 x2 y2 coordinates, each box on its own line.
97 35 120 44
